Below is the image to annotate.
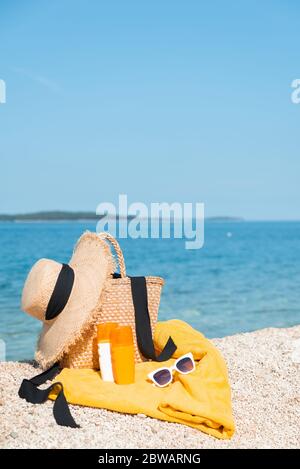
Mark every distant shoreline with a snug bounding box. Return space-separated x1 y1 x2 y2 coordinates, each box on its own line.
0 211 244 222
0 211 135 222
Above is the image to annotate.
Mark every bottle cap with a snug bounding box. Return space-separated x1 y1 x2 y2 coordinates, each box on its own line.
111 325 134 346
97 322 118 342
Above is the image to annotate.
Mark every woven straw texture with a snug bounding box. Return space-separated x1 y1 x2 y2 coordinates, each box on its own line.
61 233 164 369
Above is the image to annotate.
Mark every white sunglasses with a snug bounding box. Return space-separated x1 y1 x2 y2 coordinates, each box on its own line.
147 352 196 387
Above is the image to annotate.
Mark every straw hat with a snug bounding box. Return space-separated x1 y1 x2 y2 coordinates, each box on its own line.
21 232 115 369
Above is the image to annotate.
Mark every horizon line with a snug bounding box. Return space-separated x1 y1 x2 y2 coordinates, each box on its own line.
0 210 299 223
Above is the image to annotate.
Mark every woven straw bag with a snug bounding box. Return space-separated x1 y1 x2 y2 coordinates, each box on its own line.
61 232 164 369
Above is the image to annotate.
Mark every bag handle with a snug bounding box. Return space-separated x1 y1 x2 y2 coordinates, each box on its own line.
130 276 177 361
98 232 126 277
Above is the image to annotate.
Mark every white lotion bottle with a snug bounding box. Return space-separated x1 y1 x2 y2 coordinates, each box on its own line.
97 323 117 382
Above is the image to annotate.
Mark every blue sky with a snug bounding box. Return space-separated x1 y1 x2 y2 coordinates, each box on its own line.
0 0 299 219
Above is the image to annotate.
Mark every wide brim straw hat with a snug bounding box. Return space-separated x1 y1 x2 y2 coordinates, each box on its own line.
21 232 115 369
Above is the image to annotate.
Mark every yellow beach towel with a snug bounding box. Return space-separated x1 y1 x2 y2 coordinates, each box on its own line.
50 320 235 439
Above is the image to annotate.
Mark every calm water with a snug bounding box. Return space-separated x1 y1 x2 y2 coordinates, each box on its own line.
0 221 300 361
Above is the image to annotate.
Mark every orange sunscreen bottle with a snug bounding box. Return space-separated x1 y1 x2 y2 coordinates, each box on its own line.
97 322 118 382
111 326 135 384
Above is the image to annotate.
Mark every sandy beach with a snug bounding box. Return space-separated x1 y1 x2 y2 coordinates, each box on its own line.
1 325 299 449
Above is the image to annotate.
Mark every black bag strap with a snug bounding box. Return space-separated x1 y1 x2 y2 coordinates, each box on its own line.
18 362 79 428
130 276 177 361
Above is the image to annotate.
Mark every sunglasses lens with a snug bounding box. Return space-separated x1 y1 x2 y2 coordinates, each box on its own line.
176 357 194 373
152 369 172 386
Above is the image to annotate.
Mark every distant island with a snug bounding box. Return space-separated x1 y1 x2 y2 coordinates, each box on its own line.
0 211 135 221
206 216 244 222
0 211 244 222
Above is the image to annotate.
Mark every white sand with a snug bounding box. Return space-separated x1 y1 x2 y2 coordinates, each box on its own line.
1 325 300 449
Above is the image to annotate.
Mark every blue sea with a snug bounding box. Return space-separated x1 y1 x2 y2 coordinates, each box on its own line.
0 221 300 361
